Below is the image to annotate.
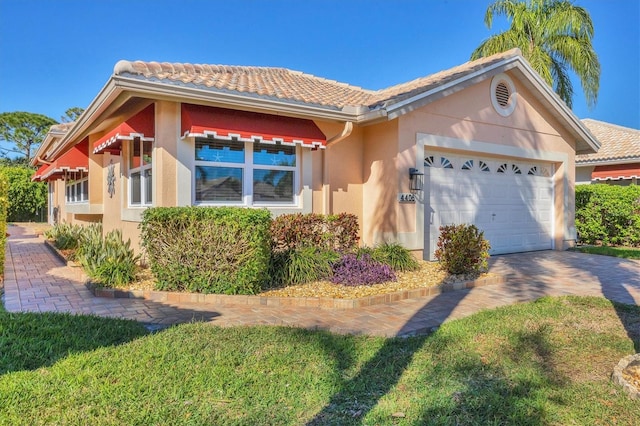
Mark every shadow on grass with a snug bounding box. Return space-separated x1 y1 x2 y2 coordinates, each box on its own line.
416 327 567 425
0 310 149 375
306 288 469 425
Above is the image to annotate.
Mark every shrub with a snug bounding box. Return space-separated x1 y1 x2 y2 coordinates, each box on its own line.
44 222 84 251
370 242 420 272
575 184 640 246
331 253 396 286
270 246 339 287
140 207 272 295
271 212 359 253
76 225 139 287
0 174 9 274
434 224 490 275
0 166 47 222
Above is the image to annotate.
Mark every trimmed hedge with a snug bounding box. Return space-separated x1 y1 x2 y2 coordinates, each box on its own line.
0 174 9 274
270 212 359 253
140 207 272 295
575 184 640 246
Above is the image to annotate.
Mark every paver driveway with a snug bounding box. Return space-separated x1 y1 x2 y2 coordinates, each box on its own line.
3 224 639 336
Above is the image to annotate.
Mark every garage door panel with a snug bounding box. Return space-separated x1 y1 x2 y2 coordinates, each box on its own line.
426 152 554 259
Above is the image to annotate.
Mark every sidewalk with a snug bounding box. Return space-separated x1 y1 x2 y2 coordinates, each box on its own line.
3 223 639 336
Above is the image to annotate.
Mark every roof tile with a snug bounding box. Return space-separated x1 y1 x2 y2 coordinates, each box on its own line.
113 49 522 110
577 119 640 163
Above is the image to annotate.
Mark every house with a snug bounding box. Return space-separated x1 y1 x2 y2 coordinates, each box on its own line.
575 119 640 185
32 48 599 260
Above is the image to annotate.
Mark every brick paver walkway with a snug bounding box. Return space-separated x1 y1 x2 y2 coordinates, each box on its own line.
3 223 639 336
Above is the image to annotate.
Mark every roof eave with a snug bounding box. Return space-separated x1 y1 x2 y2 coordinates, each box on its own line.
112 76 357 123
576 157 640 167
47 79 126 160
376 55 600 155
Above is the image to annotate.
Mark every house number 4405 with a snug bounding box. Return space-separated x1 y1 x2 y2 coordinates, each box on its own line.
397 193 416 202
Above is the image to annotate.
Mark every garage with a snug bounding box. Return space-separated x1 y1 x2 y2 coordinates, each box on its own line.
424 151 554 259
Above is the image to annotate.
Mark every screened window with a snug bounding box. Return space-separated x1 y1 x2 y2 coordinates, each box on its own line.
194 138 298 205
129 138 153 206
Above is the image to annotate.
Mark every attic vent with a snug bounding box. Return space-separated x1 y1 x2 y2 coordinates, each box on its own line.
490 73 517 117
495 82 511 107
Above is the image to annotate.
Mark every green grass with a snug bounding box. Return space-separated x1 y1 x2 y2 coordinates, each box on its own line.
572 245 640 259
1 296 639 425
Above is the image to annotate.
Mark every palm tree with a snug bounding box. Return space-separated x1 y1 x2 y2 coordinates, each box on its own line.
471 0 600 109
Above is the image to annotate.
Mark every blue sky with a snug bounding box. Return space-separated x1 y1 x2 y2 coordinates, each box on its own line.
0 0 638 132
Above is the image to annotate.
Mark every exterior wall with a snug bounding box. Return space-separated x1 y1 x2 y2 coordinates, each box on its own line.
576 165 594 184
398 72 578 254
361 120 401 246
314 122 365 241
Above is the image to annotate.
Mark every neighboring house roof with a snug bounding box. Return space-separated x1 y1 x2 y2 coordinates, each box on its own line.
33 48 599 164
576 119 640 165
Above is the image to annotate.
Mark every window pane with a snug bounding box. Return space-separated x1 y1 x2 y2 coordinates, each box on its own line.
196 138 244 163
253 169 294 203
130 139 141 169
195 166 243 202
144 169 153 204
81 181 88 201
143 140 153 166
253 142 296 166
130 172 141 204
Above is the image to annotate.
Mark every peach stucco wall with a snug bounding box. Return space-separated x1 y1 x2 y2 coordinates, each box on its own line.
312 121 365 241
399 72 577 251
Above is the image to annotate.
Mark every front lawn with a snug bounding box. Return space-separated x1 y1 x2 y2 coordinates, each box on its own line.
1 296 638 425
572 245 640 260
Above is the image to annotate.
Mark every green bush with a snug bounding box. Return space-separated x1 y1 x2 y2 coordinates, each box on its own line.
0 174 9 274
76 225 139 287
575 184 640 246
434 224 490 275
0 166 47 222
369 242 420 272
269 246 339 287
271 212 359 253
44 222 84 251
140 207 272 295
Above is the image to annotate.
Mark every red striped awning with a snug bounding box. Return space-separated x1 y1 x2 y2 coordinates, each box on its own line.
93 104 155 154
592 163 640 181
32 163 52 182
40 138 89 181
181 104 326 148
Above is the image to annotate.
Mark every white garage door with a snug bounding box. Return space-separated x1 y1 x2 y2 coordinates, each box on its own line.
425 152 554 259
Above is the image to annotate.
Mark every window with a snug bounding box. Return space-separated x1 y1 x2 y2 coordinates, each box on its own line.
194 138 298 205
129 138 153 206
65 172 88 203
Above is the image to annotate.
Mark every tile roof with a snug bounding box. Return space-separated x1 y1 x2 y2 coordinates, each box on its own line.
577 119 640 163
49 122 75 133
113 49 522 111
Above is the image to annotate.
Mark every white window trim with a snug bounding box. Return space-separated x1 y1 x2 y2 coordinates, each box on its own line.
128 138 153 207
193 137 300 207
65 172 89 204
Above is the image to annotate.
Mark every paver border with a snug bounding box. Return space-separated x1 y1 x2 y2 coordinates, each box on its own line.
44 239 505 309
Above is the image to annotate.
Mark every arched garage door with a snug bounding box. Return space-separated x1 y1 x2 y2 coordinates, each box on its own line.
424 152 554 259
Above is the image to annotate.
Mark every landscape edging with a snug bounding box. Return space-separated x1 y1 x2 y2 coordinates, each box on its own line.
44 238 505 309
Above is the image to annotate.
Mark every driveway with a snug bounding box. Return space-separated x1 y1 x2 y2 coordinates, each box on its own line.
3 224 639 336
